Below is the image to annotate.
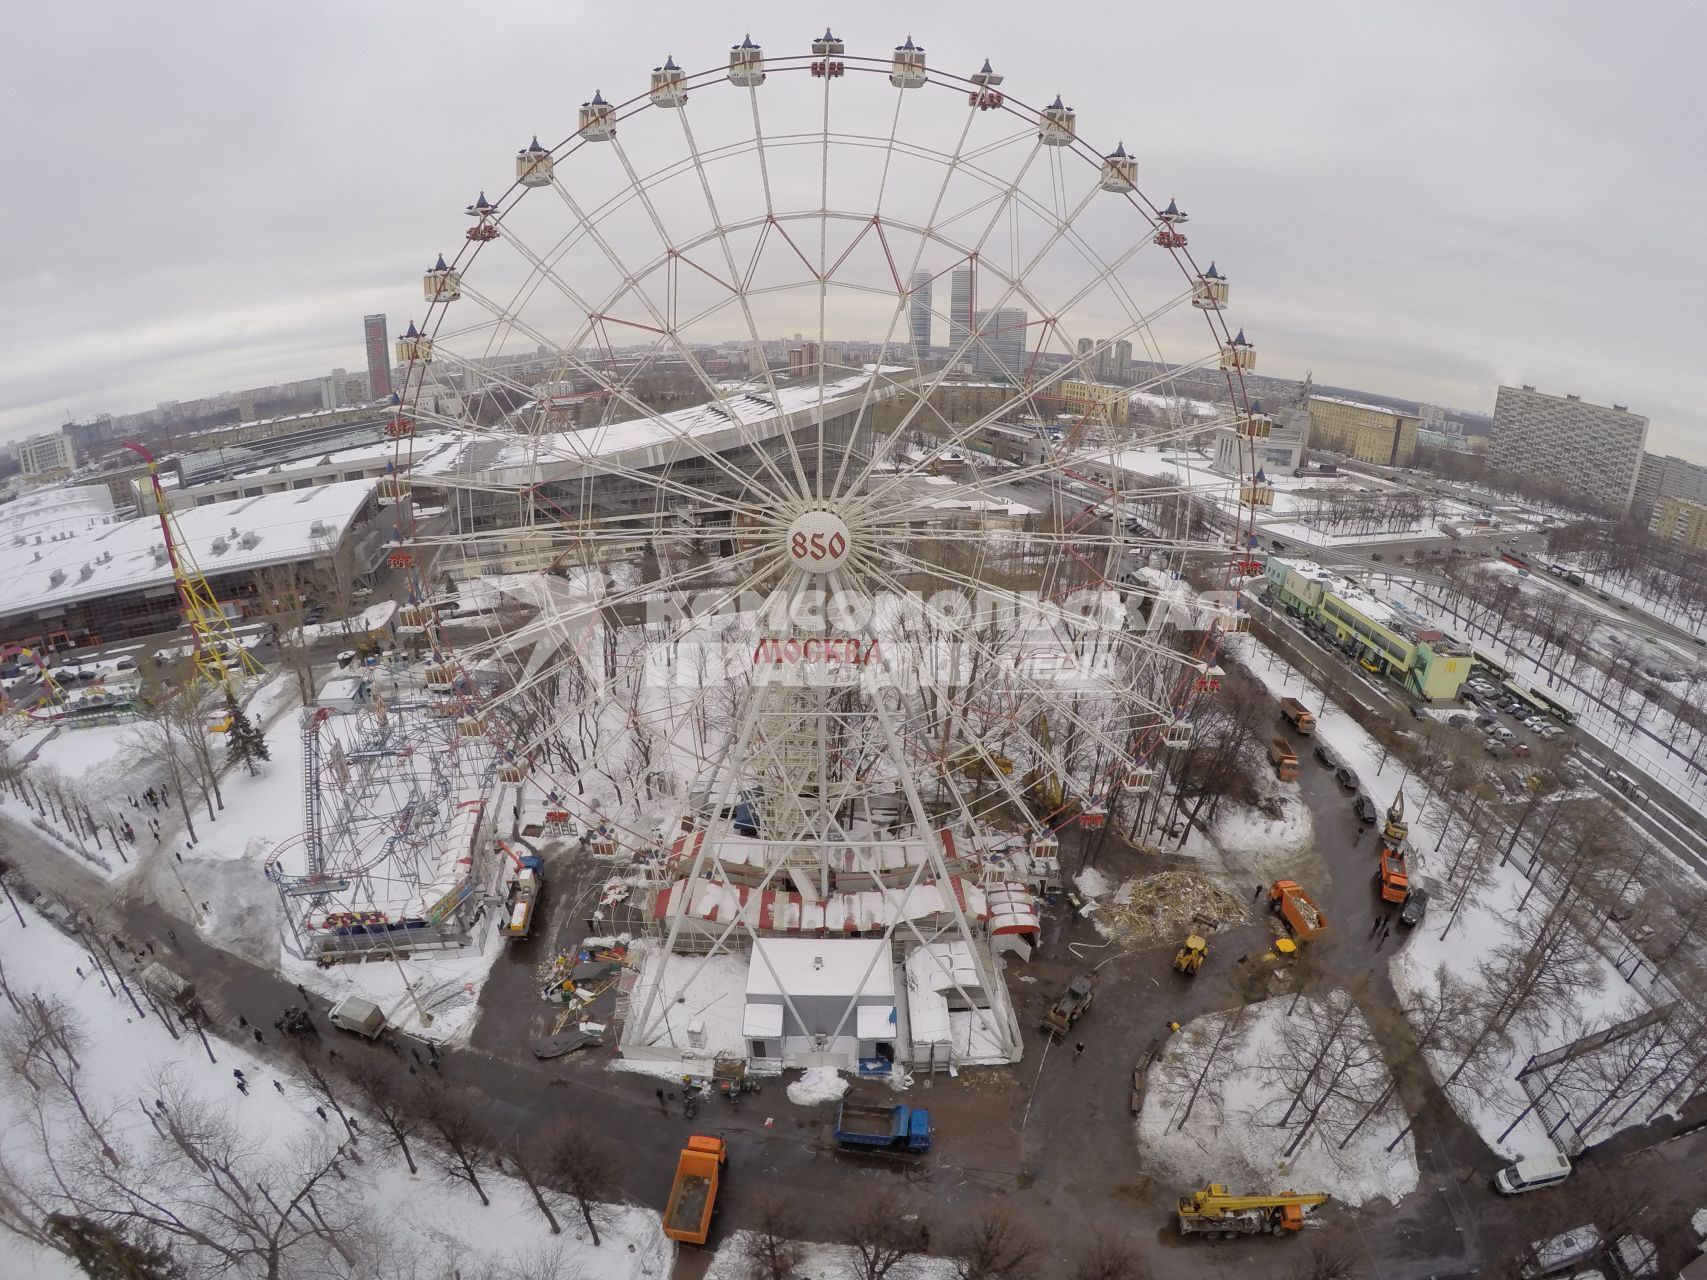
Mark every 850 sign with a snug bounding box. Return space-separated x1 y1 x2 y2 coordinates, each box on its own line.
783 511 853 575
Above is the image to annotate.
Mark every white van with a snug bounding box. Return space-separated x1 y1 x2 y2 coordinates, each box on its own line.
328 995 386 1039
1494 1152 1571 1194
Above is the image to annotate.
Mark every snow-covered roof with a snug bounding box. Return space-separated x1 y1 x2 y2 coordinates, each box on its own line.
1309 394 1417 418
0 484 117 542
415 366 913 487
0 479 375 618
746 938 892 1000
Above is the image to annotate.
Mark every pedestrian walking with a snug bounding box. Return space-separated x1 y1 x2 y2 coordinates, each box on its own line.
316 1106 328 1122
145 942 155 955
295 983 307 999
166 929 176 943
253 1029 263 1045
153 831 161 844
174 852 182 863
273 1081 285 1095
411 1048 421 1063
1253 883 1263 900
327 1049 337 1061
655 1088 667 1113
75 966 83 979
233 1069 245 1081
238 1016 248 1028
236 1080 248 1095
201 902 209 912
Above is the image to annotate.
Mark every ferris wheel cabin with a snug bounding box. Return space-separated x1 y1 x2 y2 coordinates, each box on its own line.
1039 95 1076 146
728 35 765 87
515 136 554 187
890 36 927 88
464 191 499 242
423 254 461 304
578 90 617 141
395 320 431 365
1220 329 1256 372
1193 261 1229 309
1154 198 1189 248
649 55 688 107
1100 141 1137 192
969 58 1004 109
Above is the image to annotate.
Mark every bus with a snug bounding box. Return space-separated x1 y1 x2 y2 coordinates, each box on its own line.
1475 650 1513 682
1528 686 1578 725
1502 680 1552 718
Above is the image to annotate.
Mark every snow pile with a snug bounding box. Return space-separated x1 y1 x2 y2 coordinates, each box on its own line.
787 1066 850 1106
1074 866 1112 898
1136 993 1419 1208
0 896 673 1280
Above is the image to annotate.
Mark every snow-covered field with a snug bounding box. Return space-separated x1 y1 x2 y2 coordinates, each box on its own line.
1136 994 1419 1207
704 1234 957 1280
0 899 673 1280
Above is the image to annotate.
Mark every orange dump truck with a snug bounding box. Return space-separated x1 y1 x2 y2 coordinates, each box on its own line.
1279 697 1317 735
1270 880 1328 940
662 1134 726 1246
1268 738 1300 782
1376 848 1410 904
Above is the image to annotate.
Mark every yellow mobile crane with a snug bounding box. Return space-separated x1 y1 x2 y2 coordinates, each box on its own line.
1024 713 1063 813
1176 1185 1328 1238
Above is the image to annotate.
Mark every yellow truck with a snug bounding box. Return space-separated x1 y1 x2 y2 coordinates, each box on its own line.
662 1135 726 1247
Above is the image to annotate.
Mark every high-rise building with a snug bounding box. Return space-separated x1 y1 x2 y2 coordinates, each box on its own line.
16 431 76 476
363 313 392 402
1652 495 1707 553
909 271 932 355
1489 385 1648 514
1632 450 1707 523
1109 338 1132 385
949 268 973 353
1306 396 1421 468
1076 336 1095 370
971 307 1027 379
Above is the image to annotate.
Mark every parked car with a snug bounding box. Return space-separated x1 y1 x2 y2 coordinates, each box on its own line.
1475 714 1496 729
1486 739 1512 758
1524 717 1551 732
1448 714 1470 728
1335 765 1360 791
1491 725 1516 741
1313 741 1339 767
1353 793 1379 825
1513 742 1533 758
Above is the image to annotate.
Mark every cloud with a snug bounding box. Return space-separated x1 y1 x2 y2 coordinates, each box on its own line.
1 1 1700 459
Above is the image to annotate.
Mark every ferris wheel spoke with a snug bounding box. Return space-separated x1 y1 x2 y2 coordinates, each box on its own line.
541 177 806 508
667 110 821 501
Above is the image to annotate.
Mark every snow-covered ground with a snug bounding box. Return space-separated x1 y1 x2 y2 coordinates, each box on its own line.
0 897 674 1280
1390 854 1646 1160
1136 994 1418 1207
616 945 752 1080
1236 634 1661 1161
704 1234 957 1280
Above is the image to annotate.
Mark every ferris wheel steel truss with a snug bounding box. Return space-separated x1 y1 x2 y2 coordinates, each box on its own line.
374 36 1268 1063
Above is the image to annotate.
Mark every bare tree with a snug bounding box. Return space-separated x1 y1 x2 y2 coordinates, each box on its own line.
1067 1232 1149 1280
1285 1237 1362 1280
548 1121 614 1247
0 994 119 1165
836 1186 919 1280
420 1089 492 1207
504 1130 561 1236
348 1060 422 1175
949 1205 1040 1280
741 1194 803 1280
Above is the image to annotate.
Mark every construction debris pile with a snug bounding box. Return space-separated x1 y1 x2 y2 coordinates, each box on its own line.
1093 872 1245 943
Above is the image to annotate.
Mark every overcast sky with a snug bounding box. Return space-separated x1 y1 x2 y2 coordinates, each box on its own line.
3 2 1702 459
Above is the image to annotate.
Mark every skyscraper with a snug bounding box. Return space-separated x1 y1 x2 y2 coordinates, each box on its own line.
948 268 973 353
909 271 932 355
363 313 392 402
1110 338 1133 384
972 308 1027 379
1489 385 1648 514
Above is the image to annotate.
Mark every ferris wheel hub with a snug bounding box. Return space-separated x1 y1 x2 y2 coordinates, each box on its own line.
783 507 853 575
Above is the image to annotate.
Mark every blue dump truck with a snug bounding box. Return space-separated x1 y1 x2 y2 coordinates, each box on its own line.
834 1099 933 1155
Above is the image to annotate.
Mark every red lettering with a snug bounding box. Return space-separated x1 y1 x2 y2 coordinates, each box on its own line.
809 532 827 559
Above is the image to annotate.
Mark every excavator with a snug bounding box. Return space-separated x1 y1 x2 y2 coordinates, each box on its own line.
1176 1184 1329 1238
1380 793 1409 847
1172 934 1207 975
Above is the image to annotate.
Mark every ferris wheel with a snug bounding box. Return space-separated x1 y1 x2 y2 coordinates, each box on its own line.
380 32 1260 1066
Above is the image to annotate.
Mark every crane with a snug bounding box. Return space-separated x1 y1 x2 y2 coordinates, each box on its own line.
124 442 264 700
1176 1184 1329 1238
